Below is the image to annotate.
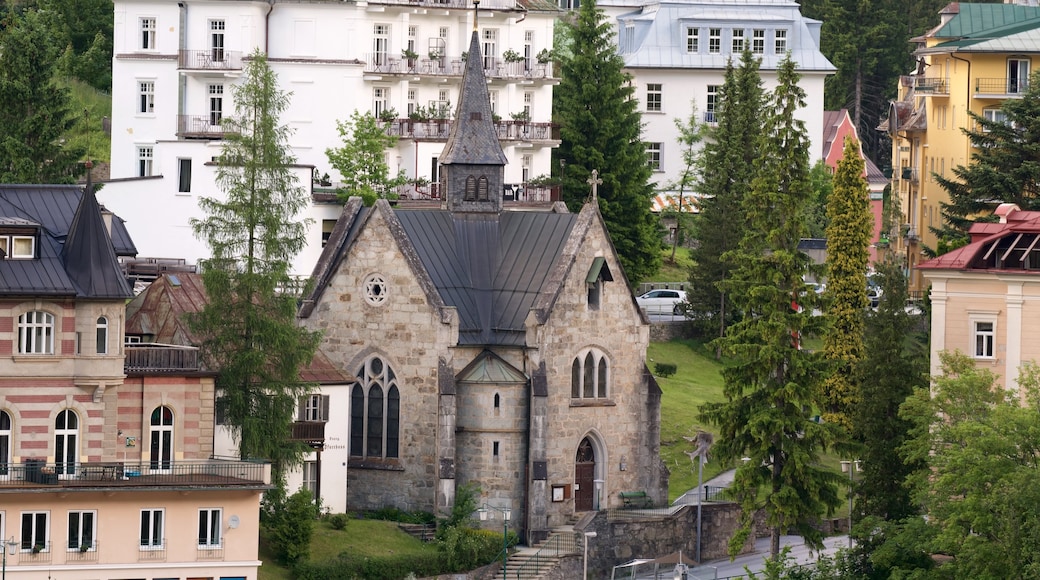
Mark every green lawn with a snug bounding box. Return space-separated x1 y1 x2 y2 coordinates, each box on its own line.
656 246 694 285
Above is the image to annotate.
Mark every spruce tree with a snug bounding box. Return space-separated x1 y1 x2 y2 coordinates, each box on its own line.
554 0 660 284
700 54 841 558
935 70 1040 251
0 9 85 183
686 49 764 350
821 136 872 429
189 50 320 483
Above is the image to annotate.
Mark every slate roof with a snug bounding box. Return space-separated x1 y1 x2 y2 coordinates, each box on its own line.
0 184 136 298
440 31 509 166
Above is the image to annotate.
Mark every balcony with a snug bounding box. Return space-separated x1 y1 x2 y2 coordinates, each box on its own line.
384 119 558 142
366 0 514 9
291 421 327 449
179 49 243 72
703 110 717 125
364 54 554 81
0 458 271 491
975 77 1030 98
177 114 226 139
913 76 949 95
900 166 919 184
395 182 560 203
125 344 201 373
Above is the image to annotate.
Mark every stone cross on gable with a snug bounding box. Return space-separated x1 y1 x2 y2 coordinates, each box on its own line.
587 169 602 201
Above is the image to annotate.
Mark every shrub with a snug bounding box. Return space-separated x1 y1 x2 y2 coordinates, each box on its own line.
362 506 436 525
264 489 319 565
293 552 445 580
438 526 506 572
654 362 678 377
328 513 349 530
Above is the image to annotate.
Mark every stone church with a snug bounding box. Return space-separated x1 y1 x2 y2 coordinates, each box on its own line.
298 26 667 543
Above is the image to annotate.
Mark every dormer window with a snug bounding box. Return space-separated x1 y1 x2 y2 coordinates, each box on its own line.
586 257 613 310
0 232 36 259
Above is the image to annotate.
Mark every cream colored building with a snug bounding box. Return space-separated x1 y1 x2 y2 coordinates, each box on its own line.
884 1 1040 291
921 203 1040 398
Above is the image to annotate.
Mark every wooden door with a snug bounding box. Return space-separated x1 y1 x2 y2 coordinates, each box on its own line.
575 438 595 511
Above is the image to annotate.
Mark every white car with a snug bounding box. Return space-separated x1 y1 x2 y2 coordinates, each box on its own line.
636 289 688 315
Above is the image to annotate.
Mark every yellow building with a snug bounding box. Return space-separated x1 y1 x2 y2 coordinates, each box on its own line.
884 1 1040 291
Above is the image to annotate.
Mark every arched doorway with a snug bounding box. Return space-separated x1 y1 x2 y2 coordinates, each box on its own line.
574 437 596 511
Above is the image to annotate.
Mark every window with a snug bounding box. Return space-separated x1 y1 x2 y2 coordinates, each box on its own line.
68 511 95 552
774 29 787 54
140 509 164 548
524 30 534 71
407 89 417 115
95 317 107 355
570 349 610 399
373 87 388 117
752 29 765 54
178 158 192 192
150 406 174 471
0 411 10 476
522 154 532 184
706 85 719 123
55 410 78 477
349 356 400 459
20 512 48 552
138 81 155 114
523 91 533 117
1008 59 1030 93
373 23 390 66
210 20 225 61
140 17 156 50
973 320 995 359
18 311 53 354
1 235 35 259
303 461 318 499
686 27 699 53
300 394 330 422
559 0 579 9
198 508 221 547
708 28 721 53
208 84 224 126
646 83 662 112
732 29 745 53
137 146 153 177
488 89 498 114
482 28 498 70
646 142 662 171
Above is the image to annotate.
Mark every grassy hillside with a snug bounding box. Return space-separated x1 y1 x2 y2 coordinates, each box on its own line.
65 78 111 163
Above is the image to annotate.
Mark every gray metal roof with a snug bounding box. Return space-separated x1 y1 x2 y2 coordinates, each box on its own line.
0 184 135 298
395 209 577 346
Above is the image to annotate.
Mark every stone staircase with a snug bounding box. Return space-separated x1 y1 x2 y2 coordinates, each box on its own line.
489 524 581 580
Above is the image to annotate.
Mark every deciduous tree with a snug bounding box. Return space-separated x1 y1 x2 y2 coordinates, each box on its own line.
554 0 660 284
667 100 707 264
189 50 320 482
326 110 406 204
700 54 841 559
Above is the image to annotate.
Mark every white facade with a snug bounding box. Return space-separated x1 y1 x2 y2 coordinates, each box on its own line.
105 0 560 276
598 0 835 194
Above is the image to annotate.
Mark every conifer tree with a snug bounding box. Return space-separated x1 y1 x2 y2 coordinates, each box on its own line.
821 136 872 429
0 10 85 183
686 49 764 350
554 0 660 284
189 50 320 483
935 70 1040 251
700 54 841 558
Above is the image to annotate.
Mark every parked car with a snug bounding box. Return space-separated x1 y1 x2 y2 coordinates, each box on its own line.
867 276 883 308
636 289 688 315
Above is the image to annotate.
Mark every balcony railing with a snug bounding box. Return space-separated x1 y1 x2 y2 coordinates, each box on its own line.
913 76 949 94
0 459 270 489
125 344 200 373
291 421 327 447
65 541 99 561
900 166 919 184
177 114 226 138
703 110 717 125
364 54 553 80
367 0 514 8
179 49 243 71
384 119 558 141
975 77 1030 96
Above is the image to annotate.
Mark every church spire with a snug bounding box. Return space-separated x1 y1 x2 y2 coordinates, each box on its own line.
439 12 508 213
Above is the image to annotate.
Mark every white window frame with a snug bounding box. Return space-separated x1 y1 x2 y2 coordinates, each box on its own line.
970 316 997 359
708 28 721 54
138 80 155 114
139 509 164 549
303 461 318 499
686 27 699 53
646 83 662 112
140 17 156 50
482 28 498 70
752 29 765 54
2 235 35 259
732 28 745 53
67 510 96 552
706 85 719 123
523 91 533 117
137 146 154 177
646 142 662 171
208 84 224 126
0 411 11 477
304 394 323 421
1008 58 1030 94
20 511 48 552
198 508 221 548
774 29 788 54
373 23 390 66
983 107 1009 130
209 19 226 61
18 311 54 354
372 87 388 116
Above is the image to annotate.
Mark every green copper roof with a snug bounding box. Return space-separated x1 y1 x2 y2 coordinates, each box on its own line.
935 3 1040 39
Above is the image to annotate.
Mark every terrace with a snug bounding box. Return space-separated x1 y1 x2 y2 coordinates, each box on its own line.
0 458 271 492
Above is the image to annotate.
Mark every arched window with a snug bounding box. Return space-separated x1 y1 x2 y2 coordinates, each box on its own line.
55 410 79 477
464 175 477 201
477 175 489 200
96 317 108 355
150 406 174 471
0 410 11 476
18 311 54 354
350 356 400 459
570 349 610 399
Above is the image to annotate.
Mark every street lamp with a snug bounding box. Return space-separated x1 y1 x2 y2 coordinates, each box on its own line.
2 537 17 580
840 460 860 548
477 504 510 578
583 531 597 579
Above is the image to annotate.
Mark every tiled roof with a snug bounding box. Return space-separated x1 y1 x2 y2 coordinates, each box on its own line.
920 205 1040 272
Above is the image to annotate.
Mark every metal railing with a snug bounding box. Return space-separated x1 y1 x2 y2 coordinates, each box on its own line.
64 541 99 561
368 0 515 8
196 545 225 560
913 76 948 94
364 54 553 80
975 77 1030 95
512 533 579 579
138 542 167 561
179 49 243 71
177 115 226 138
125 344 200 373
1 459 270 488
384 119 558 141
15 541 52 564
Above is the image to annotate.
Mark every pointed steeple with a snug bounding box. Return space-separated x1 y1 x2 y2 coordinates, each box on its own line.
61 167 133 298
440 27 508 213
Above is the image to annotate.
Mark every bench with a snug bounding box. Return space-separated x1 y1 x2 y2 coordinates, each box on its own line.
619 491 653 509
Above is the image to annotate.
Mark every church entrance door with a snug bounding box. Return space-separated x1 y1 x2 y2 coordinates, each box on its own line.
575 437 595 511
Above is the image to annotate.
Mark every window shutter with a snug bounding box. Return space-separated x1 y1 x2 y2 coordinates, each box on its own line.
297 397 306 421
321 395 331 422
